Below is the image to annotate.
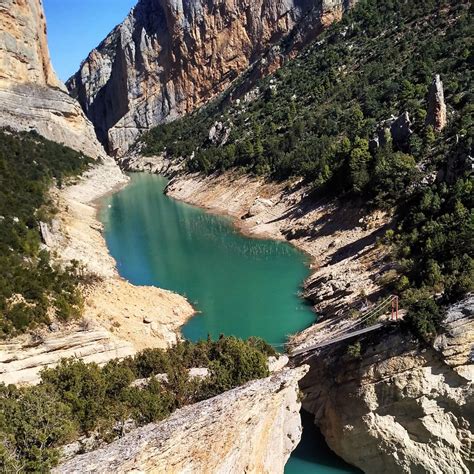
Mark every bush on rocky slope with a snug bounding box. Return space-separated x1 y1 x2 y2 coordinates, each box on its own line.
0 336 272 472
0 129 93 337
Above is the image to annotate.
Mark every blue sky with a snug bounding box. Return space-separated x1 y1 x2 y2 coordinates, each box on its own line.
43 0 137 81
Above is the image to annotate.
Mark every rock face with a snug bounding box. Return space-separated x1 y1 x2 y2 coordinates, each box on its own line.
0 0 61 88
55 366 308 474
0 0 105 157
68 0 356 155
426 74 447 132
209 121 231 146
370 112 413 151
294 296 474 474
0 327 135 386
0 83 106 158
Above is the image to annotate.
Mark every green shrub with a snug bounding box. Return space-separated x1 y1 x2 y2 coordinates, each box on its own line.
0 129 92 337
404 298 444 341
0 336 272 471
0 384 76 472
346 342 362 359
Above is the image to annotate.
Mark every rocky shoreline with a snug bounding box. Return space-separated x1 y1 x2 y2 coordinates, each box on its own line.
123 156 474 473
0 158 195 385
123 155 390 349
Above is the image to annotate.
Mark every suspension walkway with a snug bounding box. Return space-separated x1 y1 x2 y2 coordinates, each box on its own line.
290 322 385 357
272 295 400 357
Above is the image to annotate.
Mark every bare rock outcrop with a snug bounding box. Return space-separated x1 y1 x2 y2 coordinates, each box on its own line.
119 150 187 176
0 83 106 158
0 0 105 157
0 326 135 386
426 74 447 132
0 0 61 88
209 121 231 146
55 366 308 474
68 0 356 155
293 296 474 474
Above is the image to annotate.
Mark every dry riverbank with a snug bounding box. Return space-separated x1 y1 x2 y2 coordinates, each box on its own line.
52 159 195 350
165 169 390 348
0 158 194 385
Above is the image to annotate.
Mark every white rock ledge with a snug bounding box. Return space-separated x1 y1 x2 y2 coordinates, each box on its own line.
55 366 308 474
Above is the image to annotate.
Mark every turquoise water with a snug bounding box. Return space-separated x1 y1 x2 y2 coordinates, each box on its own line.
285 411 361 473
100 173 315 345
100 173 359 473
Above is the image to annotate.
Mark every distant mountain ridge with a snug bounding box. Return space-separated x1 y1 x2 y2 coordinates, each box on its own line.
67 0 356 155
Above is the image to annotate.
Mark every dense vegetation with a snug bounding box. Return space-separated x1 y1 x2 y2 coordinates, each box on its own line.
0 336 273 472
0 130 92 337
140 0 473 339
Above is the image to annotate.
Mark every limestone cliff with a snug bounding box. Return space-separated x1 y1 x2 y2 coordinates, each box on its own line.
294 296 474 474
0 0 105 157
0 326 135 386
68 0 355 155
55 366 308 474
0 0 61 87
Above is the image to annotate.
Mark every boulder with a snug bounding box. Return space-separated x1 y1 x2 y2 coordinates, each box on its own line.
209 121 231 146
248 197 274 217
389 111 413 145
55 367 309 474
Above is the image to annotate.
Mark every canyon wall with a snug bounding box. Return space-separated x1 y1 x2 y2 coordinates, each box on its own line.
294 296 474 474
56 366 308 474
0 0 61 87
0 0 105 157
68 0 355 155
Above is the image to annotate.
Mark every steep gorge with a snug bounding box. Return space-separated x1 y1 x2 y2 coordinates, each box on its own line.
159 164 473 473
1 0 472 472
0 4 315 472
294 297 473 473
67 0 355 155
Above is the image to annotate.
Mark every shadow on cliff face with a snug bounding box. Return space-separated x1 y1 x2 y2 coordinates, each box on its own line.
285 409 362 473
327 226 389 266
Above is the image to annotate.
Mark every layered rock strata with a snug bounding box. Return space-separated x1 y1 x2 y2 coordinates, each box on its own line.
68 0 356 155
55 366 308 474
0 83 106 158
0 327 134 386
293 297 474 474
0 0 105 157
